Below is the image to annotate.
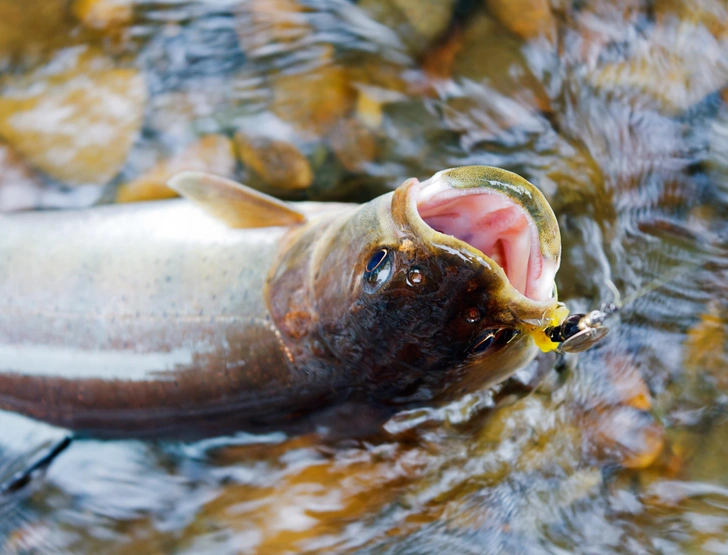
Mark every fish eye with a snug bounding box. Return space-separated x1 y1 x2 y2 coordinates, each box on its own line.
363 248 393 293
366 248 389 272
469 330 500 355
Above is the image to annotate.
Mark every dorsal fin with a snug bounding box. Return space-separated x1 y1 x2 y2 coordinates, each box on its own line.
168 171 307 229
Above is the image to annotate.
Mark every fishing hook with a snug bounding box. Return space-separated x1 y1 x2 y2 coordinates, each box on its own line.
544 259 706 354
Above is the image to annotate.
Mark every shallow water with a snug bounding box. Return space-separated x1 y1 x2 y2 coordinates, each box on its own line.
1 0 728 553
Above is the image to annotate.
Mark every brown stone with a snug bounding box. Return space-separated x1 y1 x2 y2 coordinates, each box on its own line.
422 28 465 82
348 63 408 129
72 0 134 32
190 439 424 555
452 13 551 112
116 135 236 203
485 0 556 42
587 16 728 113
391 0 456 44
442 14 553 147
684 301 728 389
359 0 456 56
0 48 146 186
236 0 311 54
271 65 356 139
145 89 227 145
588 406 665 469
329 117 379 172
577 355 665 469
0 0 76 62
234 132 313 191
655 0 728 39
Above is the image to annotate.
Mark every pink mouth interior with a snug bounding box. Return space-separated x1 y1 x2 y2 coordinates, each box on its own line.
417 187 551 302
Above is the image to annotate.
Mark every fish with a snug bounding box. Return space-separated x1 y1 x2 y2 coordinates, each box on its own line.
0 166 567 439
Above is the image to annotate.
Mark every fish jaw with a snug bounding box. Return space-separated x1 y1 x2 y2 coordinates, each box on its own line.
392 166 566 334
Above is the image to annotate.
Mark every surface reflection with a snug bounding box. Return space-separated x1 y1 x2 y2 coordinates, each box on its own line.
1 0 728 553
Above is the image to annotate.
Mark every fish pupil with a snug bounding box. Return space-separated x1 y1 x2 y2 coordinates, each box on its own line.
366 249 389 272
363 249 393 293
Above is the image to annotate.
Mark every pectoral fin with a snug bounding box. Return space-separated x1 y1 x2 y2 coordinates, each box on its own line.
168 171 307 228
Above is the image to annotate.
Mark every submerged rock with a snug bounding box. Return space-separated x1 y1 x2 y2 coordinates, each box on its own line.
271 65 356 139
0 0 76 63
359 0 456 56
0 143 44 212
0 141 106 211
453 13 550 108
575 354 665 470
583 5 728 113
348 62 408 129
329 116 379 172
440 13 552 148
116 134 236 203
655 0 728 38
485 0 556 42
235 132 314 192
0 47 146 186
71 0 134 33
588 405 665 469
145 88 231 149
390 0 456 44
235 0 312 55
684 300 728 391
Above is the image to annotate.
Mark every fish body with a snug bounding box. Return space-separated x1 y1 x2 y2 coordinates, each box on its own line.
0 199 351 438
0 167 566 439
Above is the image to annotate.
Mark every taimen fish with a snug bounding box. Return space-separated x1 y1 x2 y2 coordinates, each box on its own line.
0 166 568 439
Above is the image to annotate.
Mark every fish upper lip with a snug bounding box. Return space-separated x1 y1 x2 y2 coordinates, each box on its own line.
397 167 564 327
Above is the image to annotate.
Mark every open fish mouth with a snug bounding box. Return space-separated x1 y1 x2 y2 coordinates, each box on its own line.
412 167 561 303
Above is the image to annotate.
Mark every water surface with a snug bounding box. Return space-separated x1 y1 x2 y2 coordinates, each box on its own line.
1 1 727 553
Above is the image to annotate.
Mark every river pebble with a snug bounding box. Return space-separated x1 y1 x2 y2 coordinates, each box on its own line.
0 47 146 186
117 134 236 202
235 132 314 192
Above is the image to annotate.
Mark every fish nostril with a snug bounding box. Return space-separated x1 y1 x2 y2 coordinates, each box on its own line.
463 307 481 323
407 267 423 286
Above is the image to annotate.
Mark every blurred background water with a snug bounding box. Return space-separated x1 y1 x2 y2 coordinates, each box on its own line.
1 0 727 553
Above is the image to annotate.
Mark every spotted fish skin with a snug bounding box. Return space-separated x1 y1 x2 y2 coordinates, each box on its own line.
0 167 564 439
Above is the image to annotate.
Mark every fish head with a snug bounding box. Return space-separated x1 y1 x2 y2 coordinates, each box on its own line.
270 166 567 405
